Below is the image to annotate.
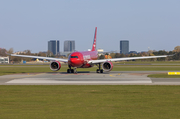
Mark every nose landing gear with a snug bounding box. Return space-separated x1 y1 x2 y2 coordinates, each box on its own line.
67 65 77 74
67 69 74 73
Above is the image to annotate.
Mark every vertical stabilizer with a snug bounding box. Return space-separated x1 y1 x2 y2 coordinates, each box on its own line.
91 27 97 51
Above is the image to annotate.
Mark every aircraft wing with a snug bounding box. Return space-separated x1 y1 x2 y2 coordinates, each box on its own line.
8 54 68 63
88 55 170 64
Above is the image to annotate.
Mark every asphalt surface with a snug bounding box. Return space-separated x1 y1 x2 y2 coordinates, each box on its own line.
0 71 180 85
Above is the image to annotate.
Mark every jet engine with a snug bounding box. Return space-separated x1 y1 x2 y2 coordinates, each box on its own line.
50 61 61 71
102 61 113 72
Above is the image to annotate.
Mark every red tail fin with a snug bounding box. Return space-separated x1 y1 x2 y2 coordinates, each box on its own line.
91 27 97 51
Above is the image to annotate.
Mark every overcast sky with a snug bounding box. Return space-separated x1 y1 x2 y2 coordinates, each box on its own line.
0 0 180 53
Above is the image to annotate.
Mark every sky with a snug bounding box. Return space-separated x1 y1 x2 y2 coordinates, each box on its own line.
0 0 180 53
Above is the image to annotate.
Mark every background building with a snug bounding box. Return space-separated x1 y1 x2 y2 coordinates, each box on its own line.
48 40 59 55
97 49 104 52
64 40 75 52
120 40 129 54
0 56 9 64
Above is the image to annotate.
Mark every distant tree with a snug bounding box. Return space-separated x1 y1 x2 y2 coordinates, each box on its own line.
148 50 153 55
134 53 142 57
0 48 7 56
128 53 134 57
169 51 174 55
47 50 54 57
173 46 180 52
99 55 105 59
153 50 168 55
141 52 148 56
105 53 109 55
110 53 116 58
7 48 14 54
7 48 14 62
23 50 31 55
12 57 22 63
38 52 46 57
120 53 125 58
115 53 121 58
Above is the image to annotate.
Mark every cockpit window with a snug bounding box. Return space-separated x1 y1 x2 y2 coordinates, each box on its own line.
71 56 78 58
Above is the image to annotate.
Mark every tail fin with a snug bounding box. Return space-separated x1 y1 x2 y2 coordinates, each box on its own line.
91 27 97 51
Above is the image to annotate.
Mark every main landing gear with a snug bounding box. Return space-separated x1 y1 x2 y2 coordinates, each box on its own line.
96 63 103 73
67 65 77 73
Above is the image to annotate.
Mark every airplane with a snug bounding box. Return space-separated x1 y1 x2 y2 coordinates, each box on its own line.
8 27 171 73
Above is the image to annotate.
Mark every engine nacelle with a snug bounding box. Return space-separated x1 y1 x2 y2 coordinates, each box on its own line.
102 61 113 72
50 61 61 71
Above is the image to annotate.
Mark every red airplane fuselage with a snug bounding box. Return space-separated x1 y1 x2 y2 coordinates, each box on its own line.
68 51 98 68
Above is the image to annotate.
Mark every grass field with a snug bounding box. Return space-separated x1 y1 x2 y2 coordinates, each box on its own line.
0 85 180 119
0 64 180 76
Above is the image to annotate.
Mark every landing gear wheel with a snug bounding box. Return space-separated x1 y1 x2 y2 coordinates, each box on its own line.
100 69 103 73
67 69 71 73
74 67 77 74
71 69 74 73
96 69 99 73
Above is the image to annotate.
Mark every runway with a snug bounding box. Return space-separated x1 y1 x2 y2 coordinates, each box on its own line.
0 71 180 85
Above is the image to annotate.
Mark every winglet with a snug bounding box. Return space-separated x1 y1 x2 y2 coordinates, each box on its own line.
91 27 97 51
168 53 176 57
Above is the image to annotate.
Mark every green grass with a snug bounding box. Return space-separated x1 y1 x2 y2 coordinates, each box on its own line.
0 85 180 119
0 65 180 76
148 73 180 78
0 66 54 76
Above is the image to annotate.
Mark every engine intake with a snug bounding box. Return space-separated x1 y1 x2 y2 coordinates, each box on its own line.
102 61 113 72
50 61 61 71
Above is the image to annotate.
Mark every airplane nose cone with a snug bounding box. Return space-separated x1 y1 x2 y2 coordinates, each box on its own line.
69 58 83 67
68 52 84 67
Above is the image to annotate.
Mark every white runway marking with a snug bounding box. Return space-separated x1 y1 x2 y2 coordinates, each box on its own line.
6 78 152 84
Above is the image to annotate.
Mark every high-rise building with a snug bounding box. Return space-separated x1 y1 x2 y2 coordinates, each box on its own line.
48 40 59 55
120 40 129 54
64 40 75 52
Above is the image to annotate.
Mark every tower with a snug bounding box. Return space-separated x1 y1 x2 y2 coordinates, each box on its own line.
64 40 75 52
120 40 129 54
48 40 59 55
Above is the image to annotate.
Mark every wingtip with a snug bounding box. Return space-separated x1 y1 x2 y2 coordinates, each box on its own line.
5 52 11 56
